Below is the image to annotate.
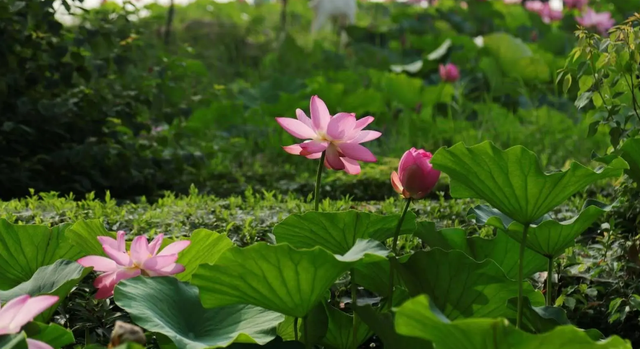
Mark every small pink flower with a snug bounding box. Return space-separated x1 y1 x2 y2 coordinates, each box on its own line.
564 0 588 10
391 148 441 200
526 1 563 23
0 295 59 349
276 95 382 175
78 231 190 299
576 8 615 35
525 0 545 12
439 63 460 83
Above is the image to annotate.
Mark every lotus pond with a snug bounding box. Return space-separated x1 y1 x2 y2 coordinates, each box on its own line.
1 0 640 348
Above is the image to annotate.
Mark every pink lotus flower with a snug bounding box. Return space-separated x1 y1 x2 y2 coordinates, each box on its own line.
391 148 441 199
503 0 522 4
576 8 615 35
78 231 190 299
439 63 460 82
0 295 59 349
276 96 381 175
526 1 563 23
564 0 588 9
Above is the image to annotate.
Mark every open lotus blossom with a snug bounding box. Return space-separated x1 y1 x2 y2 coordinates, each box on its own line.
0 295 59 349
439 63 460 82
576 8 615 34
276 95 381 175
391 148 441 200
78 231 190 299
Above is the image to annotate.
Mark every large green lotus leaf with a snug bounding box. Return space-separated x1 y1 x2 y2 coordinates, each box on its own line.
481 33 549 83
227 338 305 348
0 260 90 322
396 249 544 320
418 227 546 279
430 141 627 224
273 210 417 254
192 240 385 318
300 302 329 346
321 304 372 349
505 297 570 334
0 220 83 290
621 137 640 183
23 322 75 348
114 276 284 349
395 295 632 349
65 220 115 256
176 229 234 282
470 200 613 258
0 334 28 349
354 304 432 349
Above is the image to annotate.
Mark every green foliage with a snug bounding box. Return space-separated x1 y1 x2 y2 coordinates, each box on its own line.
0 220 83 290
470 200 614 258
431 141 627 224
395 295 632 349
396 249 544 319
0 260 90 322
114 276 284 348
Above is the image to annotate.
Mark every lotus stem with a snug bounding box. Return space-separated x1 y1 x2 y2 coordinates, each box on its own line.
294 317 299 341
517 224 530 329
387 198 412 310
546 257 553 307
314 151 326 211
304 315 310 349
351 268 358 349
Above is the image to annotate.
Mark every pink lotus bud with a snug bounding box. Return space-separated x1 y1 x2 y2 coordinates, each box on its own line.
390 148 441 200
439 63 460 83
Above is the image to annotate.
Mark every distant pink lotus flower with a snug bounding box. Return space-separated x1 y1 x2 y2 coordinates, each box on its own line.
276 96 381 175
526 1 563 23
564 0 587 10
503 0 522 4
78 231 190 299
439 63 460 82
0 295 59 349
576 8 615 34
391 148 441 199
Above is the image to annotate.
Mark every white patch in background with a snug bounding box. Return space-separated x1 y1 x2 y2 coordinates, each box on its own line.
549 0 563 11
473 35 484 47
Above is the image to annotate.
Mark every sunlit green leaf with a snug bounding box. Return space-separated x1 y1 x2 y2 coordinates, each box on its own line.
192 240 384 318
430 141 627 224
273 211 416 254
176 229 234 282
395 295 632 349
0 220 83 290
114 276 284 348
396 249 544 320
23 322 75 348
470 200 613 258
0 260 90 322
418 227 546 279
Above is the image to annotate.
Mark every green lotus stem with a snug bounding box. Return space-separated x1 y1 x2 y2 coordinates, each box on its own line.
517 224 530 329
546 257 553 307
387 198 412 310
314 151 326 211
304 315 310 349
351 268 358 349
294 317 299 341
